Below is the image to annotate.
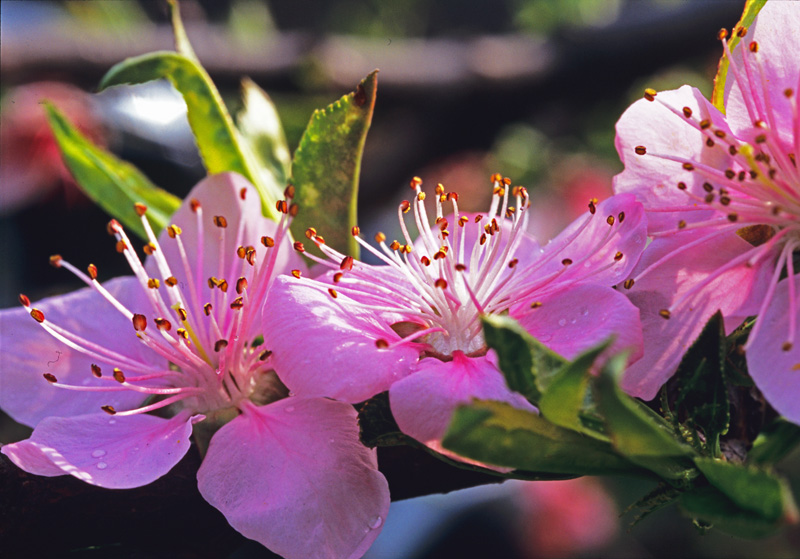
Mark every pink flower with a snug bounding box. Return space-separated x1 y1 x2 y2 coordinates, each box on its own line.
613 2 800 417
0 173 389 559
264 175 646 458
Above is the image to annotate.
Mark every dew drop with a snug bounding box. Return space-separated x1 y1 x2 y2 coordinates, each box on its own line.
108 419 117 425
285 406 295 413
580 306 589 316
96 462 108 470
288 391 295 397
558 318 567 327
369 516 383 529
91 449 106 458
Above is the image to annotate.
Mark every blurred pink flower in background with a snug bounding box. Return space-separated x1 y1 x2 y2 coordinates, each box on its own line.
0 81 106 214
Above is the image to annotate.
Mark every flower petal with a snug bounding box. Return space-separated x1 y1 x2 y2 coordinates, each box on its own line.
264 275 419 402
197 398 389 559
527 194 647 287
747 276 800 425
0 277 165 427
620 230 772 400
389 352 535 459
511 282 643 362
613 85 734 232
1 412 197 488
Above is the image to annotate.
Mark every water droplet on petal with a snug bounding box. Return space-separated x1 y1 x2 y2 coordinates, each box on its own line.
369 516 383 529
288 391 295 397
96 462 108 470
558 318 567 327
108 419 117 425
285 406 295 413
91 449 106 458
580 307 589 316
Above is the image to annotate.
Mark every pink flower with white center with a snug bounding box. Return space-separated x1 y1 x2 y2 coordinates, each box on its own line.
613 2 800 419
0 173 389 559
264 175 646 458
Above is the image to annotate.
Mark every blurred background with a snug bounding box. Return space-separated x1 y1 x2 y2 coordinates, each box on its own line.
2 1 799 558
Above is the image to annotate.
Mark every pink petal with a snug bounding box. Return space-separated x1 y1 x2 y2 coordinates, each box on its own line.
511 282 643 362
389 352 535 459
747 276 800 425
148 172 304 338
724 2 800 147
0 277 166 427
613 85 734 232
620 230 772 400
197 398 389 559
528 194 647 287
1 412 197 488
264 276 419 403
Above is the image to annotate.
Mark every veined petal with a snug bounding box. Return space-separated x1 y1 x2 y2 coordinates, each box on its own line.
614 85 734 232
725 1 800 146
389 352 535 460
197 398 389 559
264 276 419 403
0 412 197 488
0 276 165 426
511 282 643 362
747 276 800 425
620 230 772 400
531 194 647 286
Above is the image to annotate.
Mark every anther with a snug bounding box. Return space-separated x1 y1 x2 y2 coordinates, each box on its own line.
101 405 116 415
618 212 625 223
107 219 122 235
284 184 295 199
717 28 728 40
748 41 758 53
421 256 431 266
43 373 57 383
682 107 692 118
725 169 736 179
30 308 45 323
417 192 426 202
375 232 386 243
305 228 317 239
143 243 156 255
240 187 248 200
530 301 542 309
91 364 102 378
155 317 172 331
49 254 63 268
702 182 714 193
614 252 623 261
19 294 30 307
390 240 401 251
132 314 147 331
588 198 597 214
259 350 272 361
635 146 647 155
236 277 248 294
177 307 188 321
113 368 126 383
727 213 739 222
434 278 447 289
203 304 212 316
215 339 229 352
190 199 201 212
682 163 695 171
213 216 228 228
262 236 275 248
167 225 182 238
490 173 503 184
508 258 519 268
400 200 411 213
606 216 615 226
783 342 793 352
729 145 738 156
328 288 338 299
87 264 98 280
333 272 343 282
785 88 794 98
678 220 687 229
659 309 671 319
410 176 423 189
292 270 302 278
116 240 127 253
134 203 147 217
623 279 635 289
230 297 244 310
455 263 466 271
165 276 178 287
714 130 726 139
435 183 445 195
176 328 189 340
706 138 715 147
289 204 299 217
293 242 305 253
736 26 747 38
700 119 711 129
352 226 361 236
375 339 389 349
643 88 657 101
705 193 715 203
147 278 160 289
562 258 573 266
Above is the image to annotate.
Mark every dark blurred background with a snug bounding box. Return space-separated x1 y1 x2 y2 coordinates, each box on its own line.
2 1 799 558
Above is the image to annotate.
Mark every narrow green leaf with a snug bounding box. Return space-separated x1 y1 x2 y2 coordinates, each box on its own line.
236 78 291 186
46 104 181 240
595 355 696 480
481 314 567 404
694 457 797 522
538 338 612 439
672 311 729 454
680 487 786 539
442 399 641 476
99 52 282 220
167 0 198 61
749 419 800 465
290 70 378 257
711 0 768 111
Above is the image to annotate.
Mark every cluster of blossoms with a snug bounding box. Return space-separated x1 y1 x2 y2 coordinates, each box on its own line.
614 1 800 422
1 2 798 557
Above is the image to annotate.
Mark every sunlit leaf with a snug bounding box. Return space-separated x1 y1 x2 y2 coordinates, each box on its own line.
99 52 282 220
481 314 567 404
442 399 640 476
46 104 180 240
290 70 378 257
711 0 768 111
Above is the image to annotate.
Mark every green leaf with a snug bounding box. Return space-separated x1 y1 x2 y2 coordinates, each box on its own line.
693 457 797 522
442 399 641 476
46 104 181 240
290 70 378 257
481 314 568 404
672 311 729 455
680 486 787 539
595 355 697 480
99 52 282 220
748 419 800 465
166 0 198 61
711 0 768 111
538 338 612 439
236 78 292 187
357 392 408 448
